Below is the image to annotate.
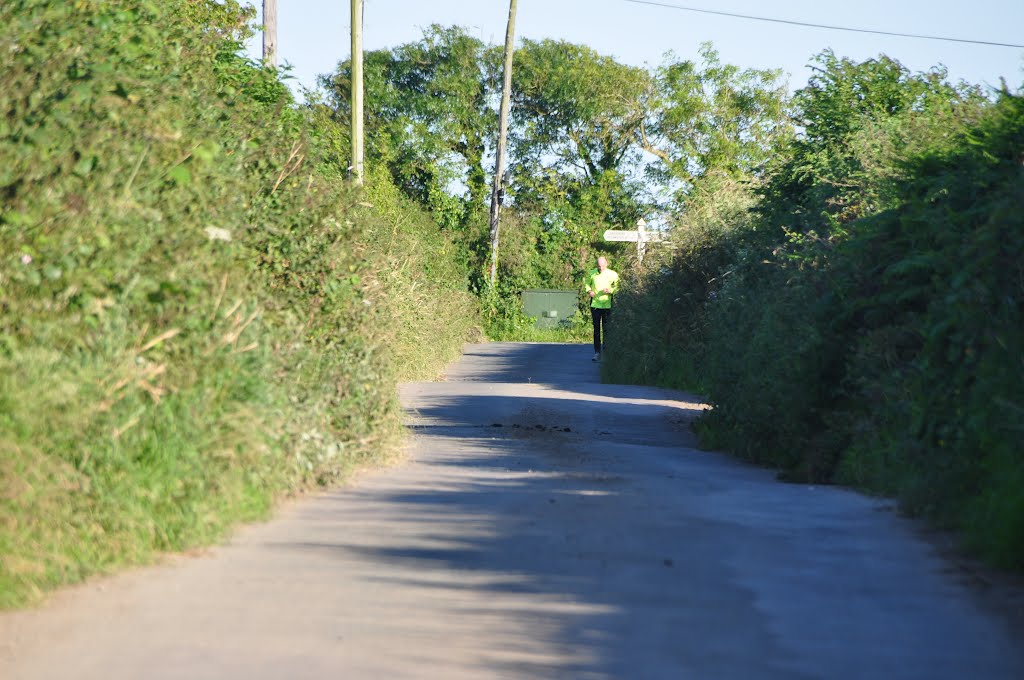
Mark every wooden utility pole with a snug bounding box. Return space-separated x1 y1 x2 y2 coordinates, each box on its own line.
262 0 277 67
488 0 518 288
350 0 365 185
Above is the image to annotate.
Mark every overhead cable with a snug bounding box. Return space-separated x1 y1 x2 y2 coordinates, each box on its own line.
623 0 1024 49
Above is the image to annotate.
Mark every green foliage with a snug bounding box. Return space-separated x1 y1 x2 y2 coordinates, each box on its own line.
511 39 649 182
604 174 759 390
479 286 535 340
321 25 501 299
479 280 590 344
829 91 1024 566
0 0 477 608
506 41 652 274
360 164 483 377
606 49 1024 569
477 208 618 343
322 25 493 210
319 31 790 310
643 44 790 200
758 51 986 233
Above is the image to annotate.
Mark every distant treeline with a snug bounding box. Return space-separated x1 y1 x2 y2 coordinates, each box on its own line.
321 28 790 333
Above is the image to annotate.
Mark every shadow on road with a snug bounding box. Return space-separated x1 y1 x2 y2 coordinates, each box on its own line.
272 368 813 677
263 343 1024 678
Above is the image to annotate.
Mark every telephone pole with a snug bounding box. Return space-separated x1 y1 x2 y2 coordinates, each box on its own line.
488 0 517 288
262 0 277 67
350 0 365 185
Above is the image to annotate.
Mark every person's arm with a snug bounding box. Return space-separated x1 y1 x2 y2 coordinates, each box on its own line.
608 272 619 295
585 272 596 298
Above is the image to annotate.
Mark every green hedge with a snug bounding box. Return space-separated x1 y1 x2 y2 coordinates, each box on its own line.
0 0 477 608
606 53 1024 569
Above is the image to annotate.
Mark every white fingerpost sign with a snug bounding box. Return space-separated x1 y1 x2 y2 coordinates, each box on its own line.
603 218 663 264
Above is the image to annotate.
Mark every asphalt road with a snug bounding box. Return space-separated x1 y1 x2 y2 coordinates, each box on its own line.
2 342 1022 679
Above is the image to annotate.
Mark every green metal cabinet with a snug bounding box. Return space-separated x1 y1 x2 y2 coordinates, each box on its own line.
520 289 580 329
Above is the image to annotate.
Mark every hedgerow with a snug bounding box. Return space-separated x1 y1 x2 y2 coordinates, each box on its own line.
0 0 477 608
607 52 1024 568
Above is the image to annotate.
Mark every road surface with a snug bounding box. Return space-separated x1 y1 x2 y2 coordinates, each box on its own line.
2 342 1022 679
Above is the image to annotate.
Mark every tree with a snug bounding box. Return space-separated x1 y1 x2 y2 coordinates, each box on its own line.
319 28 793 292
758 51 987 234
639 44 789 203
321 26 495 215
510 40 650 185
504 39 652 273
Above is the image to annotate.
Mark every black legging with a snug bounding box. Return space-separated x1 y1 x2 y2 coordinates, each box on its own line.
592 307 610 353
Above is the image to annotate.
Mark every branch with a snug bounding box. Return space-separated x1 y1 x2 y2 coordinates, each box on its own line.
639 119 672 164
567 127 600 178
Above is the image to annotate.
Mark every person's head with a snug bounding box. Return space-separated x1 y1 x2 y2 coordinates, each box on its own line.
597 256 608 272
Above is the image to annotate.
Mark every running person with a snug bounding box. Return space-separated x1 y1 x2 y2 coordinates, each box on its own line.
585 256 619 361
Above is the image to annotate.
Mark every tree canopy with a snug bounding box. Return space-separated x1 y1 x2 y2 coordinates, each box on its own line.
321 29 791 291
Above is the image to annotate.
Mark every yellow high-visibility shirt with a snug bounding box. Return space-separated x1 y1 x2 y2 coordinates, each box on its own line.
586 268 619 309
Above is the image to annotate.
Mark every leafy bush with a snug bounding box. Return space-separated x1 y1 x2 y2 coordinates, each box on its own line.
604 174 758 389
830 90 1024 566
477 211 595 342
0 0 477 608
360 164 482 376
606 50 1024 569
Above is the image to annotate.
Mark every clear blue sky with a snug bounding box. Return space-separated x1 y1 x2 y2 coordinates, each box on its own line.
243 1 1024 94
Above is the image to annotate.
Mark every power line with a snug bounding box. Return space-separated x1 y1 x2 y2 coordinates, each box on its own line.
623 0 1024 49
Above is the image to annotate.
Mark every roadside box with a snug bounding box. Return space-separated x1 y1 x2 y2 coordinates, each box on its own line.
520 289 580 329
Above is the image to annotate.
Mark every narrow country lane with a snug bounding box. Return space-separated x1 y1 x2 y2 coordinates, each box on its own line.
2 343 1022 679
